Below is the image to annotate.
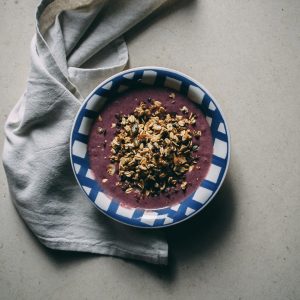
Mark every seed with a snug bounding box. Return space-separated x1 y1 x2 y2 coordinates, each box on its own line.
102 178 108 183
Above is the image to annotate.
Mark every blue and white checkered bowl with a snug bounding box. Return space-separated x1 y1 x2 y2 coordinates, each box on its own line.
70 67 230 228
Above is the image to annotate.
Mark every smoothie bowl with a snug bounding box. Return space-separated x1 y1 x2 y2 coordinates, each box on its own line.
70 67 230 228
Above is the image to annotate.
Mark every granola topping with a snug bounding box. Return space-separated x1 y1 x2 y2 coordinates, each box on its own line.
107 99 201 197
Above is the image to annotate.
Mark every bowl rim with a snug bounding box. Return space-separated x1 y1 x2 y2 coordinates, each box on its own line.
70 66 231 228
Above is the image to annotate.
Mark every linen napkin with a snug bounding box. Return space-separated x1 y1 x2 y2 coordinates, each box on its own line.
2 0 168 265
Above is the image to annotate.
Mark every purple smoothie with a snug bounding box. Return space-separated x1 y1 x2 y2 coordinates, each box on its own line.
88 87 213 209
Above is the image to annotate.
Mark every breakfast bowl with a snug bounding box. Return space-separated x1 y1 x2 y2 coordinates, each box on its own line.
70 66 230 228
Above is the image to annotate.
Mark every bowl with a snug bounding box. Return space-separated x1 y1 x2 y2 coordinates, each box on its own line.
70 66 230 228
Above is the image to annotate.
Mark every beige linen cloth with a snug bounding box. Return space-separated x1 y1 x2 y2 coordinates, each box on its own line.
2 0 169 264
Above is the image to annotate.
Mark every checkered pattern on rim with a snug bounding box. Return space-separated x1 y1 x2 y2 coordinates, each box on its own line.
71 68 229 228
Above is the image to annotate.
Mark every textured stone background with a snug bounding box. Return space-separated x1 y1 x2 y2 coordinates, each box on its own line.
1 1 299 299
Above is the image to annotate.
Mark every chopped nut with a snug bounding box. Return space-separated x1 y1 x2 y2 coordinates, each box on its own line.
102 178 108 183
180 106 189 114
128 115 136 123
111 123 116 128
169 93 175 99
192 145 199 152
124 125 131 132
189 165 194 172
181 181 188 190
132 124 139 135
153 100 162 107
153 124 162 131
107 164 116 176
167 124 173 131
125 187 133 194
178 120 185 127
97 127 105 134
194 130 202 138
98 115 102 121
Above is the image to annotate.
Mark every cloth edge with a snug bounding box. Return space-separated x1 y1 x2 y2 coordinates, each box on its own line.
39 237 169 265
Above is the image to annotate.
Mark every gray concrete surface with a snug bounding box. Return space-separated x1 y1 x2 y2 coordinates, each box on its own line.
1 0 300 299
